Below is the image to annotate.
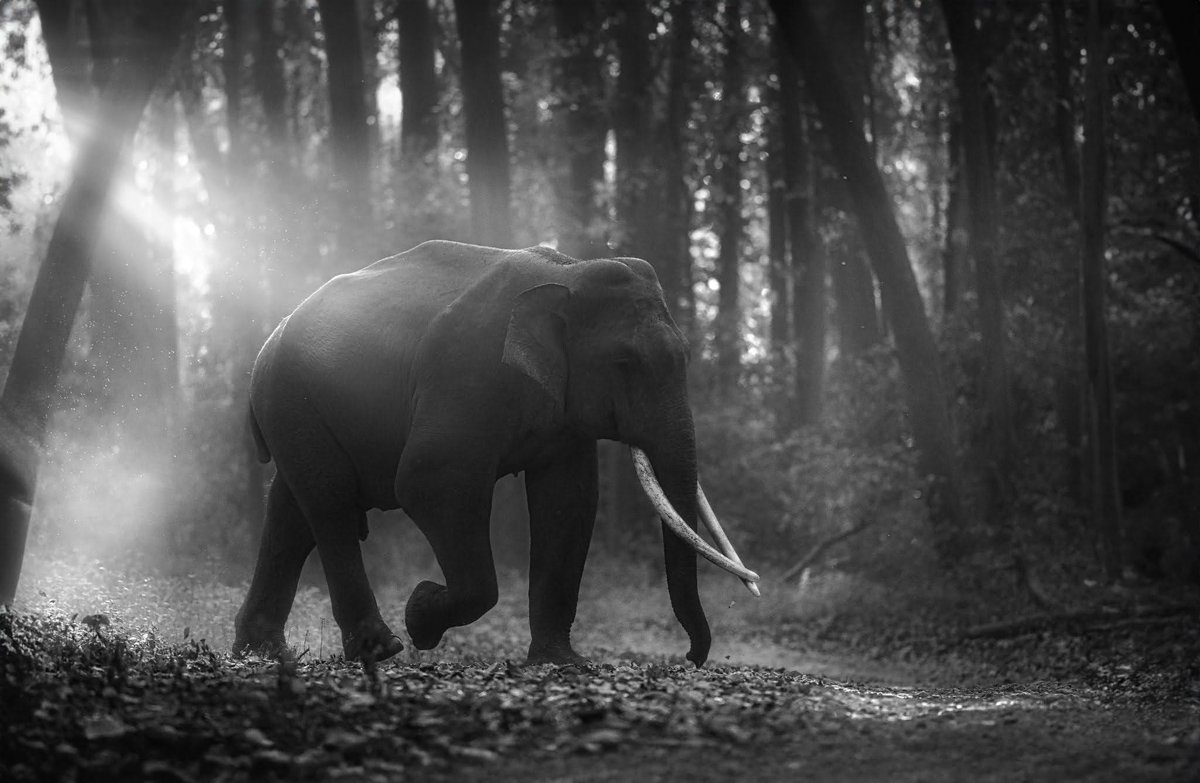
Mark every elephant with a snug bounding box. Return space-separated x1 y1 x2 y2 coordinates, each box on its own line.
233 240 759 667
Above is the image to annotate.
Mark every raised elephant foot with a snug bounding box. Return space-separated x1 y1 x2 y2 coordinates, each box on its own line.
341 617 405 663
405 580 449 650
525 641 590 666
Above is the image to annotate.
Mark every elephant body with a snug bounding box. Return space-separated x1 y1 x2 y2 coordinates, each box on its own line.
235 241 723 665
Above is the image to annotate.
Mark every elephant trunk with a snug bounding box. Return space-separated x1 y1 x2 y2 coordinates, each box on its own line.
634 431 711 667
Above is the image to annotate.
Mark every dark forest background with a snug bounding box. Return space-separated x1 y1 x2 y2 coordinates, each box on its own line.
0 0 1198 612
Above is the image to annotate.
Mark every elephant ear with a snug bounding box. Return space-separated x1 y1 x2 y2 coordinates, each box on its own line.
502 283 570 409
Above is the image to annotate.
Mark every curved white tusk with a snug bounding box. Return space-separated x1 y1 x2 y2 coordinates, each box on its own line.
630 447 761 585
697 485 761 597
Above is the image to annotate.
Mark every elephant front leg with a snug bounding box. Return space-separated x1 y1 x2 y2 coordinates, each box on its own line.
397 458 500 651
523 442 599 665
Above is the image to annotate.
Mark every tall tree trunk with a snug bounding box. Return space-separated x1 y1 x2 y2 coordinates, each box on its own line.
454 0 513 247
777 40 825 427
713 0 745 400
940 0 1016 519
1080 0 1122 581
316 0 372 234
1155 0 1200 127
942 120 967 320
0 1 188 604
813 0 880 358
659 0 696 333
613 0 654 256
766 99 791 382
1050 0 1085 503
551 0 607 259
397 0 439 163
771 0 967 559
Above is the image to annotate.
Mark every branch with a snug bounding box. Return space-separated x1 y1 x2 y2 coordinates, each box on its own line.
781 519 875 583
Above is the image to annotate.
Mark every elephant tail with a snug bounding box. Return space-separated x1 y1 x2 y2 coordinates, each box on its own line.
248 406 272 464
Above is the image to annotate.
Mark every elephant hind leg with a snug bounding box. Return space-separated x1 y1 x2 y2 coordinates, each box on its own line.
234 475 314 657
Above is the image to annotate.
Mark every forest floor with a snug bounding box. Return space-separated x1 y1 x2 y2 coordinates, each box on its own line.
3 552 1199 782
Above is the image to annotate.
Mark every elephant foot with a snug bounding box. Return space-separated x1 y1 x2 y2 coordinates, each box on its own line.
233 613 290 659
525 640 590 667
405 580 450 650
341 617 404 663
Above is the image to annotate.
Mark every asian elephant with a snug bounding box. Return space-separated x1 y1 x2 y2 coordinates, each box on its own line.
233 241 758 667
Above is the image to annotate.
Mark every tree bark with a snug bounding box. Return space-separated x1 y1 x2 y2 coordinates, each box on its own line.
658 0 696 332
397 0 439 163
777 42 826 427
454 0 513 247
771 0 967 558
0 1 189 604
550 0 607 259
613 0 654 257
942 120 967 320
1155 0 1200 127
713 0 746 401
316 0 372 222
1050 0 1085 503
1080 0 1123 581
812 0 880 358
940 0 1016 514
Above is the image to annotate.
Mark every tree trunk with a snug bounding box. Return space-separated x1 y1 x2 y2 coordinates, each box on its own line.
550 0 607 259
713 0 745 401
771 0 967 559
397 0 439 163
0 1 188 604
940 0 1016 518
613 0 654 257
766 99 790 380
658 0 696 332
454 0 513 247
813 0 880 358
1155 0 1200 127
942 120 967 320
777 41 825 427
316 0 372 229
1050 0 1085 503
1080 0 1123 581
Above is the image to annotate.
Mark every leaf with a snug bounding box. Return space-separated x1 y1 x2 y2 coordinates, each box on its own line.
82 714 130 740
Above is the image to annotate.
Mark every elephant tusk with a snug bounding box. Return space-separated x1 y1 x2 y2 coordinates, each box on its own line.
697 485 761 597
630 447 761 586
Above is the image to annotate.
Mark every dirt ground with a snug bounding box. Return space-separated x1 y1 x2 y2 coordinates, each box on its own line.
4 556 1199 781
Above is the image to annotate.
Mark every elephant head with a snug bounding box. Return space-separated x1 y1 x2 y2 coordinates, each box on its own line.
502 254 759 666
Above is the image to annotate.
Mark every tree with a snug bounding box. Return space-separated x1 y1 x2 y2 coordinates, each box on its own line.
776 39 825 427
316 0 372 240
1080 0 1122 580
0 0 191 604
1156 0 1200 127
454 0 513 247
770 0 967 557
812 0 881 358
550 0 607 259
656 0 697 331
940 0 1016 516
1050 0 1085 500
397 0 439 163
712 1 747 400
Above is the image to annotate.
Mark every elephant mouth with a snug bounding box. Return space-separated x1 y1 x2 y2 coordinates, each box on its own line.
629 447 761 595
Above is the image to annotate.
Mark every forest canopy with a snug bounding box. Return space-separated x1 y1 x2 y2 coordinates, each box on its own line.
0 0 1197 607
